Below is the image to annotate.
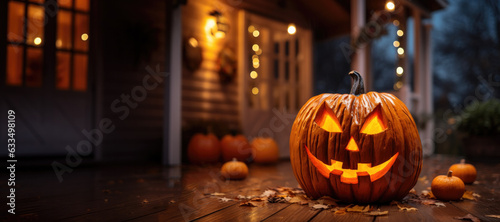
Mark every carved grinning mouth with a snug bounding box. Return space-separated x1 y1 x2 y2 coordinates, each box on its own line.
305 145 398 184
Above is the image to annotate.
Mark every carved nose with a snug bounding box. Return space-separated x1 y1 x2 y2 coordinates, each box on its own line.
345 137 359 152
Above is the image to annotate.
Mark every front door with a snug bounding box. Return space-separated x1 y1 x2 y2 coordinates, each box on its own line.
238 11 312 158
1 0 92 156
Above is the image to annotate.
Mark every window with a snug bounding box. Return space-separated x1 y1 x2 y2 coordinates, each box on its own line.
5 0 90 91
56 0 89 91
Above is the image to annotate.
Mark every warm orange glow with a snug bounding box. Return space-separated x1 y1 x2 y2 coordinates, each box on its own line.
252 30 260 37
345 137 359 152
287 23 296 35
188 37 198 48
305 145 399 184
360 106 387 135
386 1 395 11
81 33 88 41
34 37 42 45
314 106 342 133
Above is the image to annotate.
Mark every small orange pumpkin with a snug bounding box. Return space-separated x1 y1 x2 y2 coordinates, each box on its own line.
449 159 477 184
221 135 252 162
289 71 422 203
251 137 280 164
221 158 249 180
431 170 465 201
187 133 221 164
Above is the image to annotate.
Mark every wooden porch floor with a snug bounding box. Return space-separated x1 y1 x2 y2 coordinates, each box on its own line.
4 155 500 221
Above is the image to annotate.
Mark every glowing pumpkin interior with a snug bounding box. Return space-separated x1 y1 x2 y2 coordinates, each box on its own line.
307 105 397 184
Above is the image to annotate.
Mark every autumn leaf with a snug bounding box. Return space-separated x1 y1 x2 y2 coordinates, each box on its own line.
317 196 338 207
346 205 370 212
434 202 446 207
486 215 500 219
333 207 347 215
219 197 233 202
311 204 329 209
364 210 389 216
462 190 478 200
209 192 226 196
288 195 311 205
240 200 265 207
454 213 480 222
396 202 418 211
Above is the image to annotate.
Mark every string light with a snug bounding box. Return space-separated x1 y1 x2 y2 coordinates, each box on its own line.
250 71 258 79
252 44 259 52
397 47 405 55
397 30 404 37
396 67 404 75
248 25 255 33
386 1 395 11
287 23 296 35
34 37 42 45
252 87 259 95
393 20 400 26
252 30 260 37
393 41 400 47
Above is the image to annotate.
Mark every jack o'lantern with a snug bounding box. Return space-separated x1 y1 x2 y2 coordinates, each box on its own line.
289 71 422 203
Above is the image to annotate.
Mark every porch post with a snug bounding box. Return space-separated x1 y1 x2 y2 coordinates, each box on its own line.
164 6 182 165
351 0 368 88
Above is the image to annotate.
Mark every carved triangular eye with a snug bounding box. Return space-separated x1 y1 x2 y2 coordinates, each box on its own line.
314 104 342 133
360 105 387 135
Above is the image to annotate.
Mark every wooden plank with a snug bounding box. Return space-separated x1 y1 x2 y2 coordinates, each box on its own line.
310 209 374 222
375 202 467 222
262 203 320 222
194 203 290 221
449 184 500 221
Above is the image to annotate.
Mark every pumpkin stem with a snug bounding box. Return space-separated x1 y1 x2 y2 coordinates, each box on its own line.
460 159 465 164
349 71 365 96
447 170 453 177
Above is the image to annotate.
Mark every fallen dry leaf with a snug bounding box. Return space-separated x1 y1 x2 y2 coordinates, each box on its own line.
421 200 436 205
462 191 478 200
346 205 370 212
333 207 347 215
486 215 500 219
317 196 338 207
364 209 389 216
240 200 265 207
395 202 418 211
434 202 446 207
219 197 233 202
268 196 287 203
288 195 311 205
142 199 149 204
209 192 226 196
454 213 480 222
261 190 276 197
311 204 329 210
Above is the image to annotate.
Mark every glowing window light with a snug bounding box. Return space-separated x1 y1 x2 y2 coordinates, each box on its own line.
396 67 404 75
250 71 258 79
397 47 405 55
386 1 395 11
397 30 404 36
252 44 259 52
252 87 259 95
287 23 296 35
34 37 42 45
393 41 400 47
81 33 89 41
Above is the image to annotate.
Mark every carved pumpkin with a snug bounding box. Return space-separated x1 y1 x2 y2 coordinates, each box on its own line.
431 170 465 201
289 71 422 203
187 133 221 164
449 159 476 184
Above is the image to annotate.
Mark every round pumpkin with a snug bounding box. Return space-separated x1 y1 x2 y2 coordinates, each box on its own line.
449 159 476 184
221 158 249 180
431 170 465 201
187 133 221 164
289 71 422 203
221 134 252 162
251 137 280 164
